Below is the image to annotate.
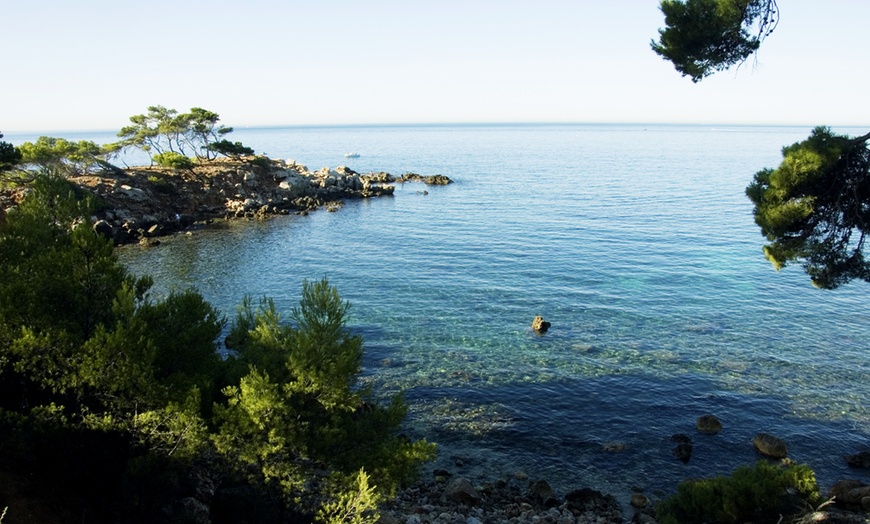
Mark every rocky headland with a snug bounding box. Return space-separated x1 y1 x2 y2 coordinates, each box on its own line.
0 156 452 246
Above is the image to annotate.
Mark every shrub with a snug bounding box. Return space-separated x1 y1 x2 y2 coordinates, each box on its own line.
214 279 436 512
248 155 272 169
147 175 177 194
316 469 382 524
656 461 820 524
153 151 194 169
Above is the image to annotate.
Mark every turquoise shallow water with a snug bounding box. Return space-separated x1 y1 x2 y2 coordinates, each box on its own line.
103 124 870 501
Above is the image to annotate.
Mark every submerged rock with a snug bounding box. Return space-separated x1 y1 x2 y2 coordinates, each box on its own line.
753 432 788 458
846 450 870 469
696 414 723 434
670 434 693 463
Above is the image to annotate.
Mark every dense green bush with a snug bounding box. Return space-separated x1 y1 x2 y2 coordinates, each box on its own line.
656 461 821 524
248 155 272 168
146 174 177 194
0 131 22 172
215 282 436 508
153 151 195 169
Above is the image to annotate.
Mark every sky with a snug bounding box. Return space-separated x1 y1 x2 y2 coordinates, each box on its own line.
2 0 869 133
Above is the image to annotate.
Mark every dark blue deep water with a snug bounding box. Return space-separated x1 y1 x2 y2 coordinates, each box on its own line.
97 124 869 503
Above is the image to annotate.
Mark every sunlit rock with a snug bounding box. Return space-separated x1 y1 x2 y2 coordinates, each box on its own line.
531 316 551 333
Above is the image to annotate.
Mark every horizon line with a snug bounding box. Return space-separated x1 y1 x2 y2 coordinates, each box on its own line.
5 120 869 138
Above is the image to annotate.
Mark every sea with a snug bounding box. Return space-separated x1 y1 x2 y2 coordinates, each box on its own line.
12 124 870 504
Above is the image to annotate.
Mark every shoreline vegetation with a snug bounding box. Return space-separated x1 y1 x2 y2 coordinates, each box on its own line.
1 115 869 523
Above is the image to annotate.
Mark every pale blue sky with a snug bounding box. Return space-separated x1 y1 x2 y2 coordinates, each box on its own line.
2 1 868 133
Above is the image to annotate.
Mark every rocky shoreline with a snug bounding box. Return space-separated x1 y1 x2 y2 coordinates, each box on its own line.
375 467 870 524
0 156 452 246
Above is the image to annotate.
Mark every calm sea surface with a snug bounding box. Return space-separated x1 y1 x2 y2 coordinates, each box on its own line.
38 124 870 503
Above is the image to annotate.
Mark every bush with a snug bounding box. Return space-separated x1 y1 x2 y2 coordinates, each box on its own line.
248 155 272 169
0 131 22 172
657 461 821 524
153 151 194 169
147 175 177 194
214 279 436 511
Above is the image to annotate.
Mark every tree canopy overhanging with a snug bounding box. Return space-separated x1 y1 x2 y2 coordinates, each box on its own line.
746 128 870 289
651 0 779 82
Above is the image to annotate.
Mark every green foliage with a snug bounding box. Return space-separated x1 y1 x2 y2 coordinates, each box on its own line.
132 389 210 458
249 155 273 168
316 469 382 524
153 151 195 169
651 0 779 82
746 127 870 288
146 174 177 194
0 131 22 172
115 105 244 162
0 170 217 414
17 136 115 176
657 461 820 524
138 290 224 401
0 175 135 353
209 139 256 159
187 107 234 160
215 279 435 507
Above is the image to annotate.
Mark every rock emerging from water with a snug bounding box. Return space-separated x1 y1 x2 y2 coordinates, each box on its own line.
670 434 693 463
846 450 870 469
531 316 551 333
696 414 723 434
397 173 453 185
753 432 788 458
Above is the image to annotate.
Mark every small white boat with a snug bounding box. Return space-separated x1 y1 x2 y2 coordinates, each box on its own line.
344 152 360 158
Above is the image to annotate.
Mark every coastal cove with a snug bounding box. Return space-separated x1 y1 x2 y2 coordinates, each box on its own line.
106 124 870 506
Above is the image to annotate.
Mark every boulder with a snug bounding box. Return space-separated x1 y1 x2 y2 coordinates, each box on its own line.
630 493 650 508
565 487 618 514
93 219 114 239
696 414 723 434
444 478 480 506
532 316 551 333
846 450 870 469
116 184 149 202
529 479 556 504
139 237 160 247
753 432 788 458
670 434 693 463
423 174 453 185
830 480 870 510
335 165 358 176
397 173 454 185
